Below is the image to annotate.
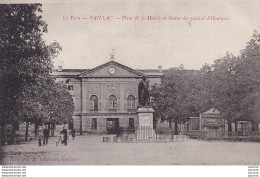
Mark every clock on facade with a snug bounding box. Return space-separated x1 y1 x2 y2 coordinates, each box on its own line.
108 67 116 75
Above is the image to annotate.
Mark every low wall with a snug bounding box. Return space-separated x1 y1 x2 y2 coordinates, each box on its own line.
182 131 208 139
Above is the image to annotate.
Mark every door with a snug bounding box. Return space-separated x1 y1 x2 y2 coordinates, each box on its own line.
106 118 119 134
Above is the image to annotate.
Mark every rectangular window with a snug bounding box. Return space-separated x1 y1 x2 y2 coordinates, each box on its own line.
91 118 97 130
68 85 73 91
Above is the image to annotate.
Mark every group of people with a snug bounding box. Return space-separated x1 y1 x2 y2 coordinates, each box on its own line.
38 125 76 146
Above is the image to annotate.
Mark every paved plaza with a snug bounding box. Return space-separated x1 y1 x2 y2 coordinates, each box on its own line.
1 134 260 165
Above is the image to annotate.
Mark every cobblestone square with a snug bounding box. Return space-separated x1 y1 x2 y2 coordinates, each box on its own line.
1 135 260 165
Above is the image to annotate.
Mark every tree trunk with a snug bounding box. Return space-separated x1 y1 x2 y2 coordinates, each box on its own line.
174 119 179 135
25 121 29 141
80 116 82 135
252 121 259 132
34 119 38 139
11 122 16 144
153 118 157 129
48 122 51 137
0 124 2 145
51 123 55 137
1 123 6 145
3 123 7 145
227 121 232 132
169 119 172 128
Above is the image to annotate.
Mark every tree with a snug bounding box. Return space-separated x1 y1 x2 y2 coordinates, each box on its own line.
151 66 205 134
151 31 260 135
20 76 74 139
0 4 73 143
210 31 260 132
209 52 240 131
238 31 260 130
45 77 74 136
208 55 248 132
0 4 51 142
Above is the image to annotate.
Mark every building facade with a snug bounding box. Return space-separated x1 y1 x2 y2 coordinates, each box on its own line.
51 60 163 134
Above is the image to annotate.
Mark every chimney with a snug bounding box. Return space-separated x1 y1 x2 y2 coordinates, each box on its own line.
58 66 62 72
158 66 162 72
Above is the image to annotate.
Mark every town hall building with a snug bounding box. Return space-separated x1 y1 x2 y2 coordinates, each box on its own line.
51 59 163 134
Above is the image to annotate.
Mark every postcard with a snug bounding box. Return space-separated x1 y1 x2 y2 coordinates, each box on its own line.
0 1 260 176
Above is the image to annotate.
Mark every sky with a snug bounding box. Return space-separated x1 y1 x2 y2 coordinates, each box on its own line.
37 0 260 70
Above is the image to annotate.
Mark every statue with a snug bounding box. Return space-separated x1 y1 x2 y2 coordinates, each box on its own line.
138 76 150 106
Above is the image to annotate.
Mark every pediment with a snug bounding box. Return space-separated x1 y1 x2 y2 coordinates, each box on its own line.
79 61 144 78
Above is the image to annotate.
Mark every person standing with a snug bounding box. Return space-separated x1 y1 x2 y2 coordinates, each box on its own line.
71 129 76 140
38 126 43 146
43 125 50 145
60 126 68 146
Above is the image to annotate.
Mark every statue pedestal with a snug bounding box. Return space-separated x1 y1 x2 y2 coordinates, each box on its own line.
136 106 155 141
137 106 154 127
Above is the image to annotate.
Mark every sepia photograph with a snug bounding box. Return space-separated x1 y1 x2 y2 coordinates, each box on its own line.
0 0 260 170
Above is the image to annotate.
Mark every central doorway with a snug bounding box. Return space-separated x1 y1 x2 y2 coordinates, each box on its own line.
106 118 119 134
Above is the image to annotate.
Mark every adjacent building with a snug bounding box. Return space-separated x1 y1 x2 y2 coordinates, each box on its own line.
188 108 225 137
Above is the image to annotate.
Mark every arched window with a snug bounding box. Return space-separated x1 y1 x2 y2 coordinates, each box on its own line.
108 95 117 110
90 95 98 111
127 95 135 109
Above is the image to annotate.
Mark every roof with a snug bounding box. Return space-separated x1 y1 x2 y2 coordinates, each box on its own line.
52 69 87 72
137 69 164 77
51 70 84 76
51 61 163 77
79 61 144 77
201 108 221 115
51 61 201 78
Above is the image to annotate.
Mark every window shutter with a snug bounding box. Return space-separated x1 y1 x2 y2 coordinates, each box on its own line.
87 100 94 110
105 100 110 110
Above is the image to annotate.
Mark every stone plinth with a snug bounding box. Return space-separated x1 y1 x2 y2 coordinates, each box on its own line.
137 106 154 127
136 106 155 141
